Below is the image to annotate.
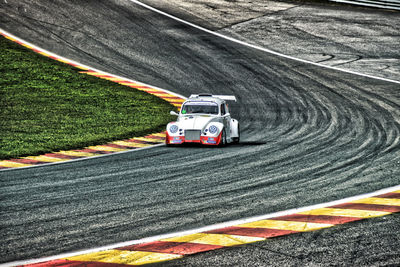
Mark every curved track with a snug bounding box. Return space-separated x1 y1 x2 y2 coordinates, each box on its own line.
0 0 399 264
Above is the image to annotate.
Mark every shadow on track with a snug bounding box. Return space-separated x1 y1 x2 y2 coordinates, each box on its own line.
166 141 267 149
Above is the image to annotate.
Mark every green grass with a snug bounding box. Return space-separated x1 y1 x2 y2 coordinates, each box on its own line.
0 36 175 160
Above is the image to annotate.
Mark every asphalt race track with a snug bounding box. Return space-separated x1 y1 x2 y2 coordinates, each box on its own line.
1 0 399 265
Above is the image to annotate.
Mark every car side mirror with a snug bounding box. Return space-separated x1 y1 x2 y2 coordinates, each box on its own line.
170 111 179 116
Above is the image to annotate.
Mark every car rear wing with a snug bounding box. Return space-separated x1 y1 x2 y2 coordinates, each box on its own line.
189 94 237 102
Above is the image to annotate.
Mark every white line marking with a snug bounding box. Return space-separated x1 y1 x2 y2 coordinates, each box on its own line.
4 184 400 267
131 0 400 85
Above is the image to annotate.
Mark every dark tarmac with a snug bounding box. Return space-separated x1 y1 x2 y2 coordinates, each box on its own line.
0 0 399 265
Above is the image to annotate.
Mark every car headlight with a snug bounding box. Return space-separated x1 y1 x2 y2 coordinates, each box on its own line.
169 125 178 134
209 125 218 134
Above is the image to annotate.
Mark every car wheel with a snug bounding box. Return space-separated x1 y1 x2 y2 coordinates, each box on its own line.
232 123 240 144
219 129 227 147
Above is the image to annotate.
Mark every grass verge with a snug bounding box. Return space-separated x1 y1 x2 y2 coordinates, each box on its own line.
0 35 175 160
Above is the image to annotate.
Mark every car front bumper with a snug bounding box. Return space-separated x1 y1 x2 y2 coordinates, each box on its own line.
166 132 222 145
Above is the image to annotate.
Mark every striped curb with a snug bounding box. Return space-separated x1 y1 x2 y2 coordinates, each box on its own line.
12 189 400 266
0 30 186 171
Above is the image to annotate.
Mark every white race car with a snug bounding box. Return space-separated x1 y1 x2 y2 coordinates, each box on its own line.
166 94 240 146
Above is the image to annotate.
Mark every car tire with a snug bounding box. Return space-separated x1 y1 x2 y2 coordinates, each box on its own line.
232 123 240 144
219 129 227 147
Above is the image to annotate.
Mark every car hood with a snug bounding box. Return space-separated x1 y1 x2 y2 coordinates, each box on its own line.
177 115 219 130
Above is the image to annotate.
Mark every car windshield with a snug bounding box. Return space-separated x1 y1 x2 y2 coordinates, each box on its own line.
181 101 218 115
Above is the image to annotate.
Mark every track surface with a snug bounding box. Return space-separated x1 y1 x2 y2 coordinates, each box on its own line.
0 0 399 265
141 0 400 81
